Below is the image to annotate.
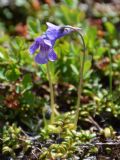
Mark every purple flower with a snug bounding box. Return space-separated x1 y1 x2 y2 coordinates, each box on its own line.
29 22 80 64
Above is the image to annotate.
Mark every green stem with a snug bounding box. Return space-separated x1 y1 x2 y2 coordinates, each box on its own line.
43 109 47 129
74 33 86 128
62 26 86 129
108 51 112 96
46 62 55 123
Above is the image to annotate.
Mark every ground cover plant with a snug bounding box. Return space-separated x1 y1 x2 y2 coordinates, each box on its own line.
0 0 120 159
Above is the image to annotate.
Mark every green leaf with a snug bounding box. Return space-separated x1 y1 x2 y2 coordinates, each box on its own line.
56 5 85 25
27 17 41 37
63 0 78 8
105 22 116 35
83 60 92 75
22 92 35 105
70 64 79 75
0 52 4 59
15 0 27 6
10 37 25 51
21 74 33 93
0 46 9 60
0 68 6 80
5 68 21 81
22 74 32 88
84 27 97 50
94 47 108 60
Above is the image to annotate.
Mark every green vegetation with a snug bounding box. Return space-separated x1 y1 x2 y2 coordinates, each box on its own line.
0 0 120 159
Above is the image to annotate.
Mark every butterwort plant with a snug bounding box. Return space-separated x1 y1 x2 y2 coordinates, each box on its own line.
29 22 86 129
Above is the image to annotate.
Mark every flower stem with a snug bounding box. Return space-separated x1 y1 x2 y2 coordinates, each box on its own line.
62 26 86 129
74 33 86 129
46 62 55 123
108 51 112 96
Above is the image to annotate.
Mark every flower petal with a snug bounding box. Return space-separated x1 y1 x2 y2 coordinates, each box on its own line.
46 29 58 40
35 53 48 64
46 22 59 30
48 49 57 61
46 22 61 41
43 39 52 47
29 42 39 54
